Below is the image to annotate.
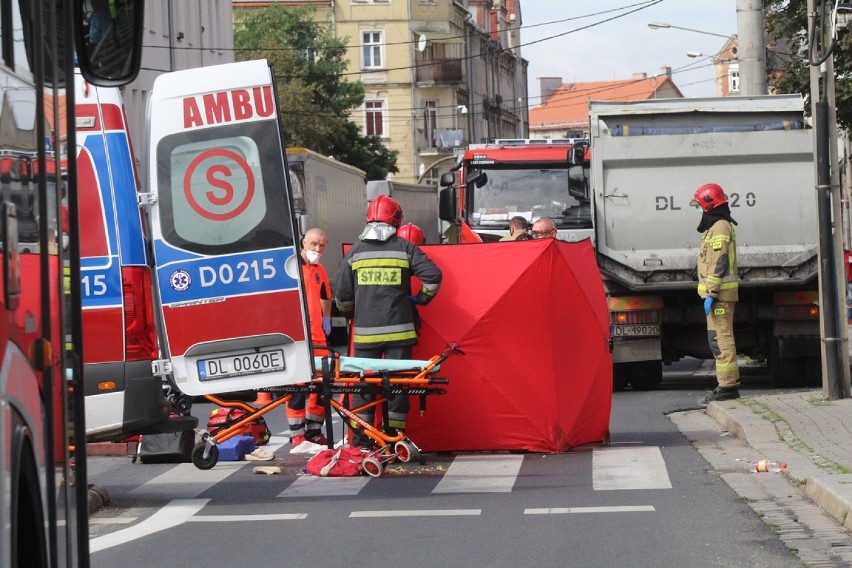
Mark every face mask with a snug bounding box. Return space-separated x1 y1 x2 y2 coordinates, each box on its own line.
305 250 321 264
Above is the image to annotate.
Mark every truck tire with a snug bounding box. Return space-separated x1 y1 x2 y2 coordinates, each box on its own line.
614 361 663 391
628 360 663 390
769 338 821 388
11 418 48 568
612 365 628 391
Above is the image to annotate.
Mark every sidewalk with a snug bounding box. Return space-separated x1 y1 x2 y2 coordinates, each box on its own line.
706 390 852 531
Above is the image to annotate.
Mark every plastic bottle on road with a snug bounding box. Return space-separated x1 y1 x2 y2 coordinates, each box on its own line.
753 459 787 473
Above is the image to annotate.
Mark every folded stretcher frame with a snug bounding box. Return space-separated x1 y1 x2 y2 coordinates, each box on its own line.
192 344 461 475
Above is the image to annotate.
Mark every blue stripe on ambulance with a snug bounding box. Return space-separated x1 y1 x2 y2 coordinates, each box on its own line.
155 244 299 306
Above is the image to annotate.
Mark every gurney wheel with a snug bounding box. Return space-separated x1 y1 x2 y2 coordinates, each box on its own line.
362 456 384 478
394 440 413 463
191 443 219 470
397 440 425 465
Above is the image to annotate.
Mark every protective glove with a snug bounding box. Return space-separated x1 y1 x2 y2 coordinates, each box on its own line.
407 295 421 304
704 296 715 316
322 316 332 336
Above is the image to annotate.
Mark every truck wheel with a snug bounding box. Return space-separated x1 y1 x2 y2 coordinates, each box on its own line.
628 361 663 391
612 365 628 391
768 338 816 388
12 421 48 568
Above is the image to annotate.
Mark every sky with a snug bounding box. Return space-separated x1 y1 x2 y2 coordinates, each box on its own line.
520 0 738 103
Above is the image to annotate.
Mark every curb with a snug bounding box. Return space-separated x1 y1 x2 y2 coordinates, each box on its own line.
706 400 852 531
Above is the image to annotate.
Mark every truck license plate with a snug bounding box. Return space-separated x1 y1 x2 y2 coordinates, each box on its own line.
197 350 285 380
612 324 660 337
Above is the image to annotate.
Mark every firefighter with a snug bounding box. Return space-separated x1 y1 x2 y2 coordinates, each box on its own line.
691 183 740 403
500 216 532 241
287 228 332 453
334 196 442 447
397 222 426 245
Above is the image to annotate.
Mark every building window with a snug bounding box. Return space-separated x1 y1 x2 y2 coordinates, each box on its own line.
423 100 437 147
728 63 740 93
365 100 385 137
362 31 384 69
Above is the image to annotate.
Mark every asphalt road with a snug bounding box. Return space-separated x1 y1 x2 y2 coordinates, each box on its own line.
87 360 803 567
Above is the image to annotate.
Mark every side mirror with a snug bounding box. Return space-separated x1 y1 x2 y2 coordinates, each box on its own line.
74 0 145 87
568 143 588 166
439 188 457 222
439 171 455 187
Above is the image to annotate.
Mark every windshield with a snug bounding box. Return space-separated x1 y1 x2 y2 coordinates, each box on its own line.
469 167 592 229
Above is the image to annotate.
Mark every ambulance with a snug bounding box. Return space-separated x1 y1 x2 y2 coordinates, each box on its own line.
75 70 194 441
144 60 312 397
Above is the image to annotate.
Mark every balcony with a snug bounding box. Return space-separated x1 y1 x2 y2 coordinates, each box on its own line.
415 59 463 84
417 128 465 155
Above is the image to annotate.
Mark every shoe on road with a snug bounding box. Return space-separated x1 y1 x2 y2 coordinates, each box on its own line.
245 448 275 461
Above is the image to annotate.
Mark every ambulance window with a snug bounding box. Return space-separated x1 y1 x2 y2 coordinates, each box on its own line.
156 121 295 255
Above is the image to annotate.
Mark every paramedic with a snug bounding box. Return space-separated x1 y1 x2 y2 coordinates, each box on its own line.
334 196 442 448
531 217 557 239
691 183 740 404
287 228 332 453
500 216 532 241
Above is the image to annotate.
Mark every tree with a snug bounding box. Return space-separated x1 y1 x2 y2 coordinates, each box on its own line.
765 0 852 129
234 6 398 179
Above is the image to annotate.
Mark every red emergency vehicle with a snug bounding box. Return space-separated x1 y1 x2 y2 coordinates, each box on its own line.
1 1 145 566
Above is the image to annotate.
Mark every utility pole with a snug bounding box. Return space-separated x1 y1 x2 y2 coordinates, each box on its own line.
736 0 767 95
806 0 851 399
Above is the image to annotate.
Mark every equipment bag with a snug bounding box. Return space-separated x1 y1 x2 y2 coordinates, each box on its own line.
138 430 195 464
306 447 364 477
207 407 271 446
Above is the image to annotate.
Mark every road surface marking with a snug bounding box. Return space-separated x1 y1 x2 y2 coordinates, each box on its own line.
89 517 137 524
279 475 370 497
128 438 288 500
432 455 523 493
350 509 481 518
593 446 672 490
525 506 656 514
89 499 208 553
189 513 307 522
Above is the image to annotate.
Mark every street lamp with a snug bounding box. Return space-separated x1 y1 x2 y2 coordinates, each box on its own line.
647 21 732 39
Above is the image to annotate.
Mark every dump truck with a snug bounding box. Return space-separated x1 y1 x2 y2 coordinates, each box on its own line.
287 147 368 276
588 95 818 389
366 180 440 244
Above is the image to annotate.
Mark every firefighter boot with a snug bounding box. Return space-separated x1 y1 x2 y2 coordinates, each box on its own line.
703 386 740 404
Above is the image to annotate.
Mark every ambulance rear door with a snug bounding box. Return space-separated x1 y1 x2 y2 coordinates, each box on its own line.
146 60 311 396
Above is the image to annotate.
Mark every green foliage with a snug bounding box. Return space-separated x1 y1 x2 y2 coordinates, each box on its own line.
233 5 398 179
765 0 852 129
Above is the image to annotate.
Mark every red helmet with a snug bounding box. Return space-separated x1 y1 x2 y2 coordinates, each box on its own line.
691 183 728 212
366 195 403 227
397 223 425 245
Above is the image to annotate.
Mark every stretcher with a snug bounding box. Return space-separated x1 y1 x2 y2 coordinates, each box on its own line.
192 344 462 475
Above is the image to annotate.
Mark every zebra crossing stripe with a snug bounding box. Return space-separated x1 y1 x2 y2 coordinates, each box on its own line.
280 475 370 497
592 446 672 490
432 454 524 493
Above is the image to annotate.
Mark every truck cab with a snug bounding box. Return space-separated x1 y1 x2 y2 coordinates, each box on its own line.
439 139 593 243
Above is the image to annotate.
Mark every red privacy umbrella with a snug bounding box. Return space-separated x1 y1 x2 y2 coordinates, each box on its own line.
407 238 612 453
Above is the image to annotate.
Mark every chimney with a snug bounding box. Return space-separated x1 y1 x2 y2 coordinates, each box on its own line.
660 66 672 78
539 77 563 103
632 72 648 79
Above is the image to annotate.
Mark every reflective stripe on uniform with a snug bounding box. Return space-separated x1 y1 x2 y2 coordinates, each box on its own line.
353 329 418 344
